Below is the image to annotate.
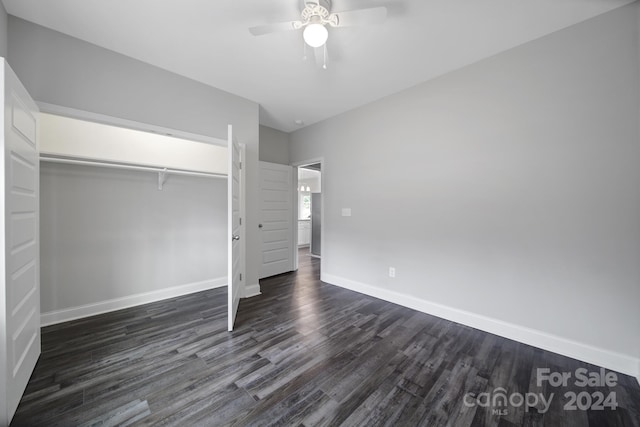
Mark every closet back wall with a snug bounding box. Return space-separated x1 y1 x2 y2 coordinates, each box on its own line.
40 163 227 324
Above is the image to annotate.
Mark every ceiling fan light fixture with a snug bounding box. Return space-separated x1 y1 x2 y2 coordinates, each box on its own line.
303 23 328 47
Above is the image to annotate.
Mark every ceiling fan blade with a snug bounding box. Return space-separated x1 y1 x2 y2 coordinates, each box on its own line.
332 7 387 27
249 21 301 36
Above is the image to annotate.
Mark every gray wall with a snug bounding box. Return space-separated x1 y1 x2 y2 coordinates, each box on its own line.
8 17 263 292
259 125 290 165
291 4 640 363
0 2 7 58
40 163 227 313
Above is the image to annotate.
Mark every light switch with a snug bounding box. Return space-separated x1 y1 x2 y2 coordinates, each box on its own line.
341 208 352 217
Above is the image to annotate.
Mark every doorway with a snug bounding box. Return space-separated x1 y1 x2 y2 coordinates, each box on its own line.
295 162 322 275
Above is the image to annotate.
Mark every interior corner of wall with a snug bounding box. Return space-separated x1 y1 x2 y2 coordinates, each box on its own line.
243 283 261 299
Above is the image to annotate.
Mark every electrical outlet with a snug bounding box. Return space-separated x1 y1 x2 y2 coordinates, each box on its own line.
389 267 396 278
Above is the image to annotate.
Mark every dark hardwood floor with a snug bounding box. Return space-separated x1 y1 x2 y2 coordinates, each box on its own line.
11 248 640 426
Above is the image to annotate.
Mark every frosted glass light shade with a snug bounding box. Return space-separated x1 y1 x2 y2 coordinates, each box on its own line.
303 23 328 47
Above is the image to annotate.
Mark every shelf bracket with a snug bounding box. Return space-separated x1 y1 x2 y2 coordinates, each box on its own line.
158 168 168 190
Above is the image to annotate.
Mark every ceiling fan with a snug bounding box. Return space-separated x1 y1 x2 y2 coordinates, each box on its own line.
249 0 387 69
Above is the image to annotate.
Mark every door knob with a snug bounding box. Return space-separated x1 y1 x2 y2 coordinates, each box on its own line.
232 235 240 241
258 224 263 228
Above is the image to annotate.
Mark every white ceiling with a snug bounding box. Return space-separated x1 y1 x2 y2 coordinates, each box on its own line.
2 0 634 132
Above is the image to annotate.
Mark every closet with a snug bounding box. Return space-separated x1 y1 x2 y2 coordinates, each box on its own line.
38 113 231 325
1 59 244 426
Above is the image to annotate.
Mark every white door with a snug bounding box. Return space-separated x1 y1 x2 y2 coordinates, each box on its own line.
259 162 293 279
0 60 41 425
227 125 244 332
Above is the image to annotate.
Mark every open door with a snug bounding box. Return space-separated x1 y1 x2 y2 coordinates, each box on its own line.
0 60 41 425
227 125 244 331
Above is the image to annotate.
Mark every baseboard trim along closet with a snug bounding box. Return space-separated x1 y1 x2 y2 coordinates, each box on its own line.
243 283 262 299
322 273 640 380
40 277 227 327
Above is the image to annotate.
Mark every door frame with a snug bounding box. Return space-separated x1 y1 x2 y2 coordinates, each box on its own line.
239 144 247 299
291 158 324 274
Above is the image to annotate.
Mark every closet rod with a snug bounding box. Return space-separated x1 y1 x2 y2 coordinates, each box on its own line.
39 155 226 179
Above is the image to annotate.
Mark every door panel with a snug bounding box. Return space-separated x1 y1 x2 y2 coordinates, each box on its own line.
1 60 41 425
259 162 293 279
227 125 243 332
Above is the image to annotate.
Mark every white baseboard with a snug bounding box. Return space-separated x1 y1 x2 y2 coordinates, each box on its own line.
322 273 640 379
41 277 226 327
243 283 261 298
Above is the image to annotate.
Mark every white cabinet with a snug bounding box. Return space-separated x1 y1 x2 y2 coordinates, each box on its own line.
298 220 311 246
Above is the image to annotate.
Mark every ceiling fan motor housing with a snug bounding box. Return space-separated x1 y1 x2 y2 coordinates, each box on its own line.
302 0 331 11
301 0 339 27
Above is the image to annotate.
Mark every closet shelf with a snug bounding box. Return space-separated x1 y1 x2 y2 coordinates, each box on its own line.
39 154 226 190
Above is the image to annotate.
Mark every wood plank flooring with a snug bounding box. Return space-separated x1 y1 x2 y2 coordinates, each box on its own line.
11 249 640 426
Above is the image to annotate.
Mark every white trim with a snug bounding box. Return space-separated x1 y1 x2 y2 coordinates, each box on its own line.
291 158 324 275
36 102 226 146
292 172 299 271
239 143 248 305
40 277 226 327
243 283 262 299
322 273 640 379
291 157 324 168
